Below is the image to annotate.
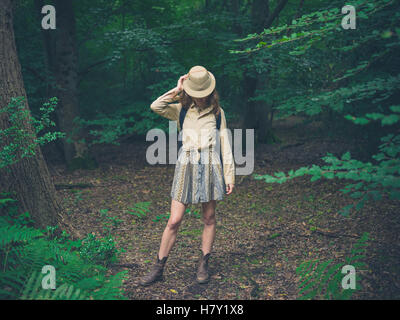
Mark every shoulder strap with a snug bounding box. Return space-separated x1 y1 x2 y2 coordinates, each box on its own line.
215 111 223 169
216 112 221 130
179 106 188 131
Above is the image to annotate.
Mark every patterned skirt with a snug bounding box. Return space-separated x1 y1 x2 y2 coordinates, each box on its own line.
170 146 226 204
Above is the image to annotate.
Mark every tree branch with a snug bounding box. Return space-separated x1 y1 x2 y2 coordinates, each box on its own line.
264 0 289 29
78 58 111 77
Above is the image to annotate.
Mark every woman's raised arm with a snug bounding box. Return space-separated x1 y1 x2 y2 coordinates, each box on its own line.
150 74 188 121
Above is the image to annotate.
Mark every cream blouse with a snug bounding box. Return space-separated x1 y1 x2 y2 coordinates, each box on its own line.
150 89 235 185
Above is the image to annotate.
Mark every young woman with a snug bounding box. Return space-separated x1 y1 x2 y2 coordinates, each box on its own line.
140 66 235 286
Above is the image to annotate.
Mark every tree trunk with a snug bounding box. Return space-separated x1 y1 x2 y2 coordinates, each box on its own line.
242 0 270 132
243 0 288 144
0 0 61 228
231 0 243 34
250 0 270 32
55 0 94 167
35 0 96 169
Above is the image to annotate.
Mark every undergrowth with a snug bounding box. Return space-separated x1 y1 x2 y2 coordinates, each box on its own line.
0 193 128 300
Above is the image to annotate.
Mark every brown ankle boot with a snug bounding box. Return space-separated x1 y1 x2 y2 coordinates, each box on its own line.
196 252 211 284
139 254 168 286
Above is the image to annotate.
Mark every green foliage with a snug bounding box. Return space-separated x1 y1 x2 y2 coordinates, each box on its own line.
250 0 400 215
99 209 123 233
254 131 400 215
19 266 128 300
78 233 121 266
152 212 170 223
21 271 88 300
232 0 395 54
126 201 151 220
231 0 399 140
74 100 166 145
185 208 201 218
0 96 65 169
15 0 244 146
0 194 127 300
345 104 400 127
296 232 369 300
278 75 400 117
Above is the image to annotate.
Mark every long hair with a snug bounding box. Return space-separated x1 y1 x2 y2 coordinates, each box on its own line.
178 89 221 116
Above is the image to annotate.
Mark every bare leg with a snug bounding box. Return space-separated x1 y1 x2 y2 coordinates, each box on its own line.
201 200 217 255
158 199 188 259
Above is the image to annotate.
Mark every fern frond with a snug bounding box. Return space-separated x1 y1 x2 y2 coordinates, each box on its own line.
90 270 128 300
0 224 42 247
20 271 88 300
296 232 370 300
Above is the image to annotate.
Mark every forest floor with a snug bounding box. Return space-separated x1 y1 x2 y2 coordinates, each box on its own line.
49 116 400 300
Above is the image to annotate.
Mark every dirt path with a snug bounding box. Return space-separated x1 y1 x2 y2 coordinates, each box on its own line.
51 118 400 300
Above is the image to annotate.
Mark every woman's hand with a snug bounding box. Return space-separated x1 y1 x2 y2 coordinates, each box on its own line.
176 74 189 93
159 74 188 100
226 184 235 195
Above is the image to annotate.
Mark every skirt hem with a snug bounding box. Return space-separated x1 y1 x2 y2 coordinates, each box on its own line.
171 195 225 205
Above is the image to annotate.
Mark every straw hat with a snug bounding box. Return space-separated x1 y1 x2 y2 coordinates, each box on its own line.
182 66 216 98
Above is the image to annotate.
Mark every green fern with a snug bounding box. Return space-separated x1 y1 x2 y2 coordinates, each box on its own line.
0 198 128 300
126 201 151 219
296 232 369 300
90 270 128 300
20 271 88 300
0 223 42 247
152 212 170 222
19 270 128 300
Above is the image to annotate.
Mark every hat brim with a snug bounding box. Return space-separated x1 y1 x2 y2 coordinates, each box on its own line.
182 71 216 98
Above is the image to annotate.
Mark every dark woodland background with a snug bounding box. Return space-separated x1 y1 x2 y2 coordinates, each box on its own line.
0 0 399 300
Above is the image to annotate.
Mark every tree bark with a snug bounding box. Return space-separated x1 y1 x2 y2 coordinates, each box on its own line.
250 0 270 32
34 0 94 168
264 0 289 28
242 0 288 144
231 0 243 34
54 0 84 164
287 0 305 34
242 0 270 132
0 0 61 228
